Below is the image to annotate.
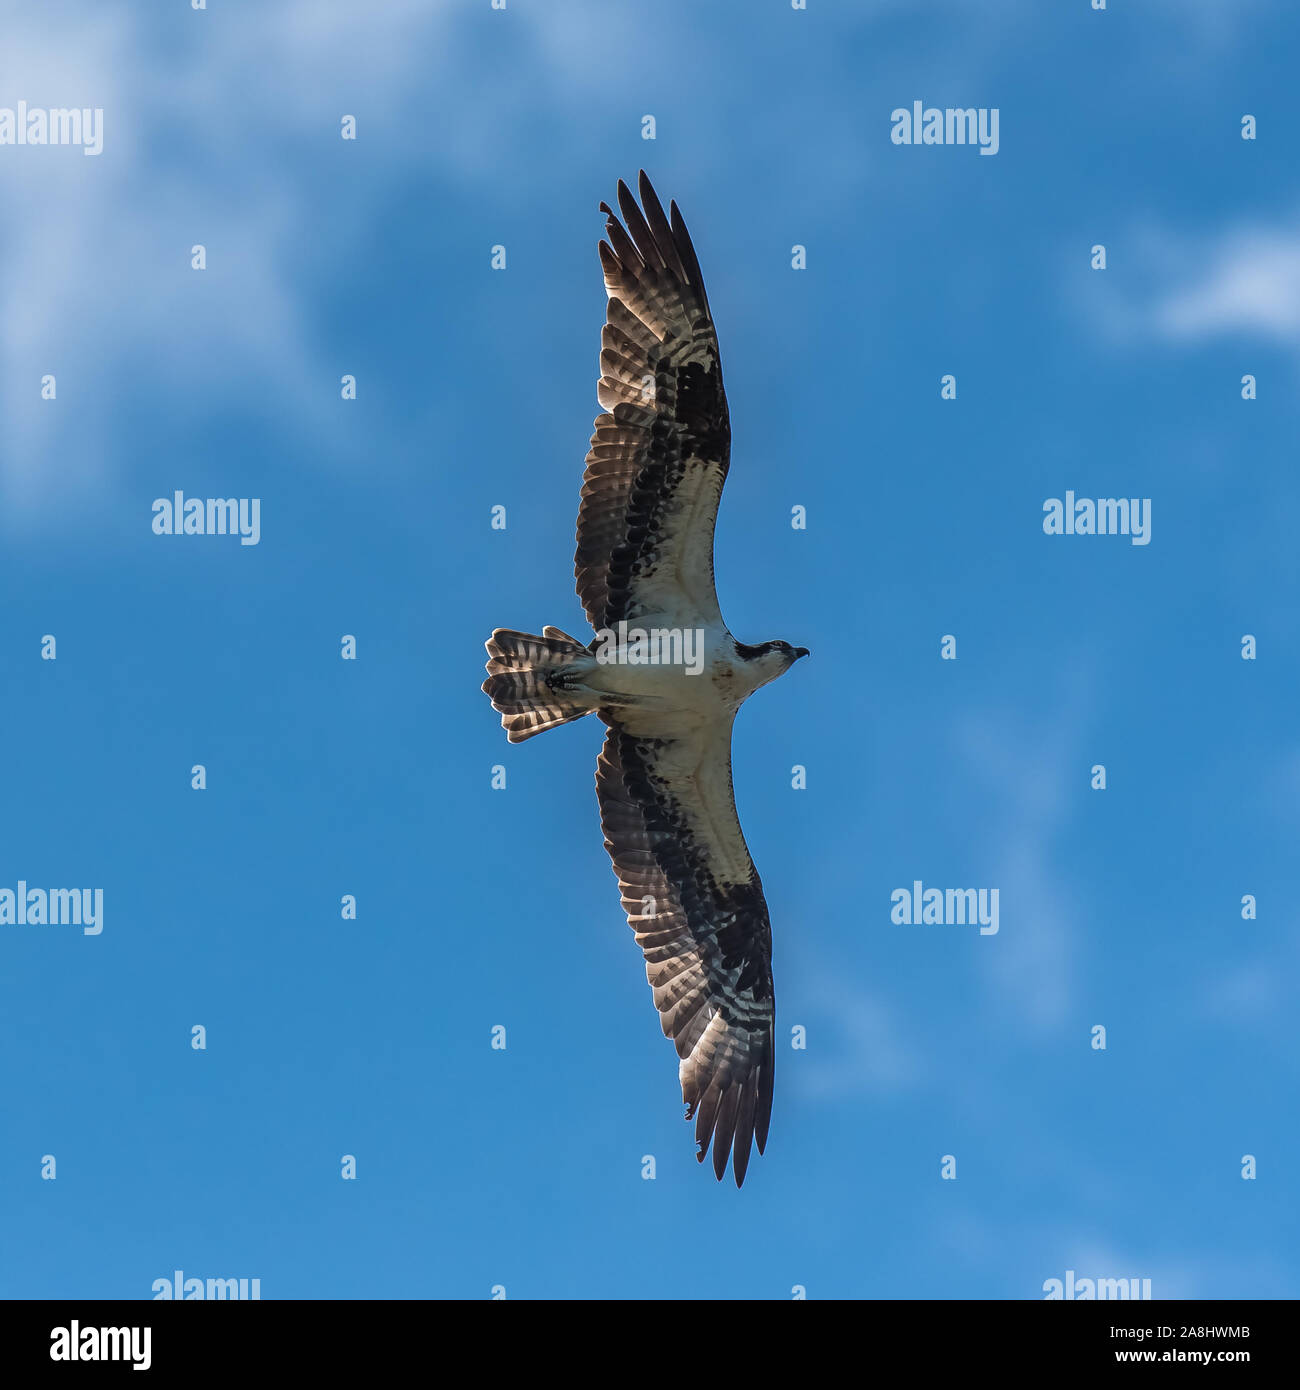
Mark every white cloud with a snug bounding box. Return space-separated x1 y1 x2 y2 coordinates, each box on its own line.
0 2 468 517
1150 0 1276 43
1156 226 1300 343
1079 216 1300 357
953 673 1097 1032
792 971 921 1100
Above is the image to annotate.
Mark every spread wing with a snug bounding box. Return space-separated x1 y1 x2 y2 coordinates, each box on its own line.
575 171 730 632
596 721 775 1186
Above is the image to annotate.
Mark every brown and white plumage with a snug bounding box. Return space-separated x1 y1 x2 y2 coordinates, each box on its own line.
483 172 805 1186
576 173 729 633
596 721 775 1185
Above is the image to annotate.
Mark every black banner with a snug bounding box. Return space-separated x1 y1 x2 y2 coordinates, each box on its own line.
1 1299 1290 1375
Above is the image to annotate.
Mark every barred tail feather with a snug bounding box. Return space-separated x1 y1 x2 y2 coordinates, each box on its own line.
483 627 595 742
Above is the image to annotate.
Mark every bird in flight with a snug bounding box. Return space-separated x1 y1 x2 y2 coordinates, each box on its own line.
483 172 808 1186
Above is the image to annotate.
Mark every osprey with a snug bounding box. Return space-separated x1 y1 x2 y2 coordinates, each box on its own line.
482 172 807 1186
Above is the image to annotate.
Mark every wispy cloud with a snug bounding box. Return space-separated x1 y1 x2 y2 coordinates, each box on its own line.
1076 215 1300 364
953 674 1097 1033
0 2 469 515
1155 226 1300 344
2 0 1035 524
1150 0 1277 44
793 970 921 1100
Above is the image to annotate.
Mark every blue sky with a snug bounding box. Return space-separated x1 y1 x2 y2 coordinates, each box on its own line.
1 0 1296 1299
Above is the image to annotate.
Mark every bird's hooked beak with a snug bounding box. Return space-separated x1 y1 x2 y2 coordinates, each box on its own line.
793 647 810 660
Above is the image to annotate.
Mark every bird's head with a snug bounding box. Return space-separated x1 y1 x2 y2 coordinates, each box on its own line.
736 639 810 690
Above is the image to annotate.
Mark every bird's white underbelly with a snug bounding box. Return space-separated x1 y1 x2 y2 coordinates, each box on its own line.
576 620 749 728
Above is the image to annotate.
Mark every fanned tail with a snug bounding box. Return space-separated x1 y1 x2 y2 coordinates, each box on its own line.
482 627 596 743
